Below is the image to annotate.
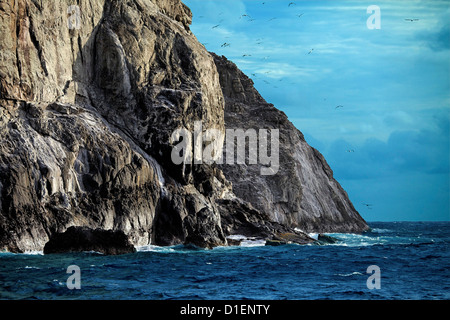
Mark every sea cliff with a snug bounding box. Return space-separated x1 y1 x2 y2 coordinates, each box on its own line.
0 0 368 253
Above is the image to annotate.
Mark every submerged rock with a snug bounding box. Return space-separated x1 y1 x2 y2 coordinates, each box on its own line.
265 240 287 246
317 234 339 245
43 226 136 255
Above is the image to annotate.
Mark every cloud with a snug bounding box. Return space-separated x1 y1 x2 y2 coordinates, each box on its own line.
325 110 450 180
419 20 450 51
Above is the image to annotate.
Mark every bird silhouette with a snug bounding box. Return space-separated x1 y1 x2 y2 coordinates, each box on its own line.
289 2 296 6
212 24 220 29
307 48 314 54
404 18 419 21
335 105 343 109
221 42 230 47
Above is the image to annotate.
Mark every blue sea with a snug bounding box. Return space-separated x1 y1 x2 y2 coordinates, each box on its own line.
1 222 449 300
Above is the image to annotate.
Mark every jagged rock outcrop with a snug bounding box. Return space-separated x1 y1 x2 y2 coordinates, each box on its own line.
0 0 366 253
43 226 136 255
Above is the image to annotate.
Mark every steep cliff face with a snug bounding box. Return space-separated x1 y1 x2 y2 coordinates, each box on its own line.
0 0 366 253
0 0 230 251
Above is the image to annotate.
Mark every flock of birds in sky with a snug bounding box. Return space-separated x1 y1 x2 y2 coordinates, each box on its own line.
200 1 315 95
195 2 420 210
208 2 309 52
201 1 421 88
198 1 421 130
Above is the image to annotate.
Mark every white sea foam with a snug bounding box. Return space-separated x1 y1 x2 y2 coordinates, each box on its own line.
0 250 43 256
14 265 42 270
52 279 65 286
324 233 383 247
226 234 247 241
308 233 319 240
226 235 267 247
337 271 364 277
135 245 175 253
371 228 392 233
322 231 422 247
84 250 104 255
240 239 266 247
23 251 44 255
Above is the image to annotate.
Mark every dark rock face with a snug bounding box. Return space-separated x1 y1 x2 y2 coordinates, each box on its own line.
0 0 367 253
43 226 136 255
218 198 313 245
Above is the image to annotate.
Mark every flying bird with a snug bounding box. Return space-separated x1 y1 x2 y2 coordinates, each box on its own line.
288 2 296 6
362 203 373 209
307 48 314 54
221 42 230 47
404 18 419 22
335 105 343 109
242 54 252 57
347 149 355 153
297 13 304 18
212 24 220 29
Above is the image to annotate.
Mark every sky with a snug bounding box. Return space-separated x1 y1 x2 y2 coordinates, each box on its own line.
183 0 450 222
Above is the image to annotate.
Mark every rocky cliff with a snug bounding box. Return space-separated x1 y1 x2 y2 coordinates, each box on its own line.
0 0 368 253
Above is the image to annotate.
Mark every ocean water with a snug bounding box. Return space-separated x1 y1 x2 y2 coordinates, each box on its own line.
0 222 449 300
